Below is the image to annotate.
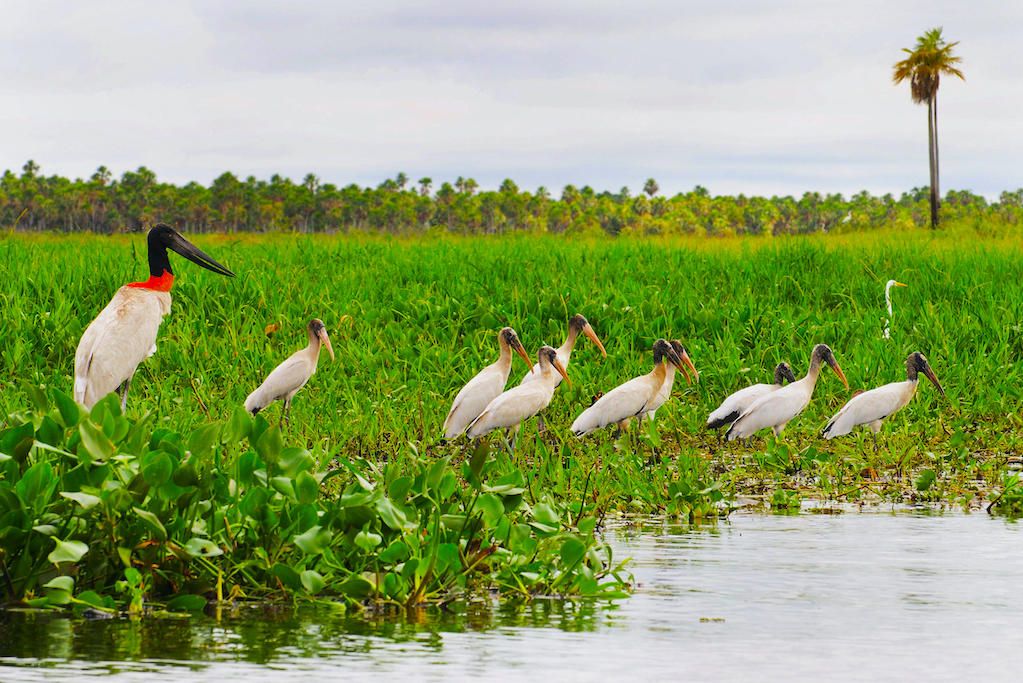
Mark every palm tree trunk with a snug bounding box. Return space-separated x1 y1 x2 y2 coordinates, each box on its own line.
927 97 938 229
932 93 940 223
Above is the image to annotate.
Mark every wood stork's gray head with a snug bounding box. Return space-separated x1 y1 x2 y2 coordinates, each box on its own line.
499 327 533 367
669 340 699 384
149 224 235 278
308 319 335 361
774 362 797 385
907 352 945 397
811 344 849 388
538 345 570 384
568 314 607 357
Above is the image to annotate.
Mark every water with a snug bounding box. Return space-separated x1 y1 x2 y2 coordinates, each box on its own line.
2 511 1022 682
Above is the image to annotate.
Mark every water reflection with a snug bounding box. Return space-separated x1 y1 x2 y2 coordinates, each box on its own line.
2 512 1021 681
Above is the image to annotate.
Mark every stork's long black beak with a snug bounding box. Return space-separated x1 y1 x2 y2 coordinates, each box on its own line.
922 365 946 398
168 233 235 277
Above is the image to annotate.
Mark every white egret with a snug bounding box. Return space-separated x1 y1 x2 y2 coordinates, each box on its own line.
823 352 944 440
244 319 335 425
74 224 234 410
467 346 569 448
725 344 849 441
883 280 908 339
442 327 532 440
707 362 797 430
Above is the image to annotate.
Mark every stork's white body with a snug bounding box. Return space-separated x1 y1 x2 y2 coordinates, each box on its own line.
823 380 918 438
444 346 516 439
638 362 682 422
726 371 821 440
572 364 669 436
468 364 561 438
74 287 171 409
244 342 322 415
707 381 786 429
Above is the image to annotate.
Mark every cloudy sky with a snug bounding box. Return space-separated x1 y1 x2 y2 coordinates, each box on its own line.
3 1 1019 197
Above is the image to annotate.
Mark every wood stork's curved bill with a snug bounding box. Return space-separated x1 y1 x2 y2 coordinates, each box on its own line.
551 355 571 384
914 354 945 397
163 228 235 277
313 320 335 361
820 346 850 388
582 323 607 358
670 341 699 384
503 328 533 367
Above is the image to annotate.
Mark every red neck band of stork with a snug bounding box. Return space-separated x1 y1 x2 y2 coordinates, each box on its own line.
128 270 175 291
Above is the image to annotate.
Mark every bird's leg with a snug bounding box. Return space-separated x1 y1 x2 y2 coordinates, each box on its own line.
119 375 133 412
281 399 292 429
536 413 547 434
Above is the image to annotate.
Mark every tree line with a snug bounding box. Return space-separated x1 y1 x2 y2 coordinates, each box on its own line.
3 161 1021 236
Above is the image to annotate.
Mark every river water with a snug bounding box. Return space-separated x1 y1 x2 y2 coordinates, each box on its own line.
2 511 1021 681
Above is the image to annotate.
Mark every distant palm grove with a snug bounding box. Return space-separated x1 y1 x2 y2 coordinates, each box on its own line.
3 161 1021 236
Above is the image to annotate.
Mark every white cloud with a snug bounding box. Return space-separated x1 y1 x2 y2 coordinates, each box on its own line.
1 0 1019 197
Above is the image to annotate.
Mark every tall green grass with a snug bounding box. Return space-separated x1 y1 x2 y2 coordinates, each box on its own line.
2 231 1021 508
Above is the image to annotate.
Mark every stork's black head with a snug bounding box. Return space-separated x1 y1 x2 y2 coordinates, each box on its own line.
907 352 945 396
147 223 235 278
568 314 589 332
500 327 532 365
811 343 849 388
774 362 796 385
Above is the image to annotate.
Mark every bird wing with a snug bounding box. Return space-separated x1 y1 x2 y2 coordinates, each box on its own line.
571 375 657 436
823 381 914 439
245 351 314 413
726 383 809 440
443 362 508 438
707 383 775 428
467 383 550 438
74 287 170 408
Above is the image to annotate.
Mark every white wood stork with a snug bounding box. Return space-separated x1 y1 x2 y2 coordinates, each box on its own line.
822 352 944 440
639 340 698 422
707 362 796 430
570 339 687 437
725 344 849 441
520 314 605 387
883 280 908 339
73 224 234 410
466 345 569 447
244 319 335 425
442 327 532 440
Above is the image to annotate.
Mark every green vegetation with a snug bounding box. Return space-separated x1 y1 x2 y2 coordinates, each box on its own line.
893 27 965 228
0 390 628 611
2 161 1020 236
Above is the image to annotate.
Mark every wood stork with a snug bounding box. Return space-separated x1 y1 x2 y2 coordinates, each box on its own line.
640 340 698 422
822 352 944 440
73 224 234 410
570 339 687 437
244 319 335 425
466 345 569 448
520 314 605 387
442 327 532 440
707 362 797 430
883 280 908 339
725 344 849 441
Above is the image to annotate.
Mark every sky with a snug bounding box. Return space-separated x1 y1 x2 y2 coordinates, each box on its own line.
2 0 1020 197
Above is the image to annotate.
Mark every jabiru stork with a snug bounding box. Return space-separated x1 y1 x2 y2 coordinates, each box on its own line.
725 344 849 441
707 362 797 430
823 352 944 440
73 224 234 410
443 327 532 440
244 319 335 425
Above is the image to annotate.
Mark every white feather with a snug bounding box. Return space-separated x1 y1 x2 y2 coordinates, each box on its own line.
725 377 815 440
823 380 917 439
707 382 783 428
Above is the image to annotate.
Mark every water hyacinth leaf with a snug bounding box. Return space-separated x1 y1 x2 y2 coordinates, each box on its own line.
477 493 505 528
271 563 303 591
435 543 460 575
133 507 168 541
141 452 174 486
294 470 319 505
301 569 325 595
43 575 75 592
238 450 262 486
49 538 89 564
79 421 114 462
224 405 252 444
51 389 80 428
17 461 55 506
916 469 937 492
577 517 597 535
387 476 414 501
279 447 314 476
33 525 59 537
184 537 223 558
35 415 63 447
376 497 408 530
427 456 450 491
0 422 35 462
239 488 269 519
355 529 382 551
560 537 587 567
166 594 208 612
25 384 48 412
172 462 199 488
60 491 102 511
255 426 284 465
339 575 374 598
188 423 221 458
271 476 297 500
533 502 560 527
295 525 331 555
379 540 409 563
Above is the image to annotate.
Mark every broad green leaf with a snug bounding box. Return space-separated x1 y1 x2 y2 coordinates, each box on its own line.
78 421 114 462
477 493 505 528
43 575 75 592
133 507 168 541
376 497 408 530
188 423 221 458
52 389 81 428
355 529 382 551
166 594 208 611
294 525 330 555
49 538 89 564
184 537 224 558
300 569 325 594
255 426 284 465
271 563 303 591
141 452 174 486
294 471 319 505
560 537 586 567
60 491 101 511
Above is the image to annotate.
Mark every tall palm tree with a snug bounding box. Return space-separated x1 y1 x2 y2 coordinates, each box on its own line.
892 27 964 228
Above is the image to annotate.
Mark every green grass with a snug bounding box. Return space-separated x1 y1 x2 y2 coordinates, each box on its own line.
2 230 1022 513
